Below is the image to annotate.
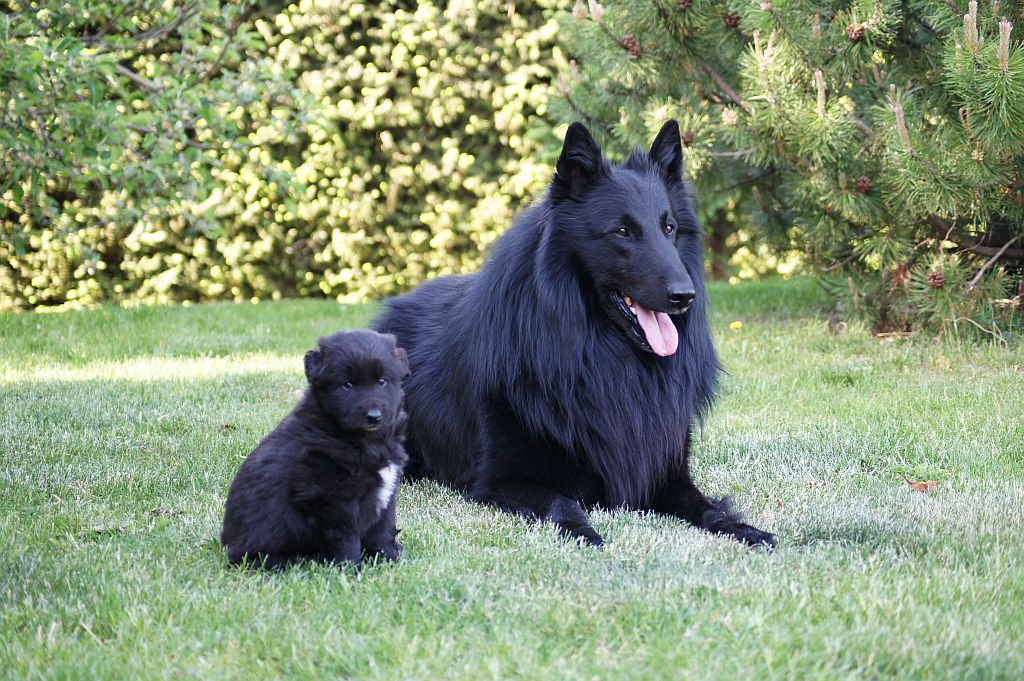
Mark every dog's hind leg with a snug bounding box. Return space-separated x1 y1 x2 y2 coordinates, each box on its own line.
472 481 605 547
651 437 776 549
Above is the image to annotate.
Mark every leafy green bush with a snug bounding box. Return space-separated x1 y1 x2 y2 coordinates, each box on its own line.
1 0 564 311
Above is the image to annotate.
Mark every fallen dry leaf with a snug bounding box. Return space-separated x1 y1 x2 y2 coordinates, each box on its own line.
907 479 939 492
148 507 183 518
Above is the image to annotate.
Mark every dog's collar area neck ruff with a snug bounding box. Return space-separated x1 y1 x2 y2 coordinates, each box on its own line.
610 290 682 357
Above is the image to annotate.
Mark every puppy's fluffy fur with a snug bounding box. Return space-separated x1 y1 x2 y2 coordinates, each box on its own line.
220 330 409 568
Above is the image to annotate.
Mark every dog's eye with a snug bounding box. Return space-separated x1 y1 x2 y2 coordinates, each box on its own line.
342 381 354 390
615 226 629 237
378 377 389 386
665 223 676 235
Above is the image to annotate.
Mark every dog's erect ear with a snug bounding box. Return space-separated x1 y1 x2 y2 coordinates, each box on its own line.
303 349 323 384
649 120 683 184
554 122 608 199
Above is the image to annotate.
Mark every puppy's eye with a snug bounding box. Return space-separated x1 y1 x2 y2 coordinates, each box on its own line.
615 226 629 237
665 223 676 235
378 377 389 386
342 381 354 390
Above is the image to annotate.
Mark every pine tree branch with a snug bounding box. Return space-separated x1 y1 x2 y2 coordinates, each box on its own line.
911 16 938 37
562 93 605 133
819 252 860 272
765 9 812 64
707 150 753 158
708 167 777 194
700 64 751 113
928 215 1024 260
603 81 653 98
963 242 1024 260
850 115 874 137
966 235 1023 290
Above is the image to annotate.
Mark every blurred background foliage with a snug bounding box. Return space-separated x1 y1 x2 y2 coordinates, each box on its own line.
555 0 1023 340
2 0 1021 341
1 0 563 310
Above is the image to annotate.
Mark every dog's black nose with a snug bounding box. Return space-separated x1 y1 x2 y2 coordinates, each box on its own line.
667 287 696 311
366 409 382 424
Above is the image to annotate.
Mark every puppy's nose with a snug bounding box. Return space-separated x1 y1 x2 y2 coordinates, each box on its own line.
667 286 696 312
366 409 383 424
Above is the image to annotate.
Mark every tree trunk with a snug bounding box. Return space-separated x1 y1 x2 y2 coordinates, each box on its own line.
705 210 732 281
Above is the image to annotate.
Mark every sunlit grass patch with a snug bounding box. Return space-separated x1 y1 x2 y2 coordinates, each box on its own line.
2 278 1022 679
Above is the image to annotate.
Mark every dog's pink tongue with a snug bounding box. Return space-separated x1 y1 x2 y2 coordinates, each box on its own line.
634 303 679 356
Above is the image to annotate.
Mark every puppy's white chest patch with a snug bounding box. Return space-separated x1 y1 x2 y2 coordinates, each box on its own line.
375 463 400 512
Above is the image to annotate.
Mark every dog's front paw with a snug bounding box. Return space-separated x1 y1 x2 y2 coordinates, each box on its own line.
701 508 776 549
557 521 605 548
731 523 776 549
547 497 604 547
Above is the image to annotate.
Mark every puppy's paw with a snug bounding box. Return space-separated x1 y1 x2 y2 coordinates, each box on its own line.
364 540 403 563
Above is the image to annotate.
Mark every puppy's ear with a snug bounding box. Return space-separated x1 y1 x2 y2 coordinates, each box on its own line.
303 349 323 384
393 346 410 378
649 120 684 185
381 333 410 377
554 122 608 200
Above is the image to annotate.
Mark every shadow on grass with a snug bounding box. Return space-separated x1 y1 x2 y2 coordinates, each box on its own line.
785 515 937 555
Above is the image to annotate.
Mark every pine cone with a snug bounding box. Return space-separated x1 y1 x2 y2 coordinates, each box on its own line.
723 12 740 28
927 271 946 288
855 175 871 194
682 131 696 146
678 0 692 10
621 34 641 58
846 23 866 41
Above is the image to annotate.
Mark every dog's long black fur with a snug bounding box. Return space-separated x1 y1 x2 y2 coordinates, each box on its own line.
220 330 410 568
373 121 774 548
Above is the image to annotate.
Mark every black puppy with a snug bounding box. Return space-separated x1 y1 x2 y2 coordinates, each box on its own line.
220 330 409 568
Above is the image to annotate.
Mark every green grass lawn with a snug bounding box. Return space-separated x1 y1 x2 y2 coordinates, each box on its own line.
2 278 1022 679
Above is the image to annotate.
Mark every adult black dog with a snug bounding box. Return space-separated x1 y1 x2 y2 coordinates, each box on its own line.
374 121 774 548
220 330 409 568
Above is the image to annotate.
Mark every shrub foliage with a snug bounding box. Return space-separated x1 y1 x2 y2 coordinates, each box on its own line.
1 0 562 310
